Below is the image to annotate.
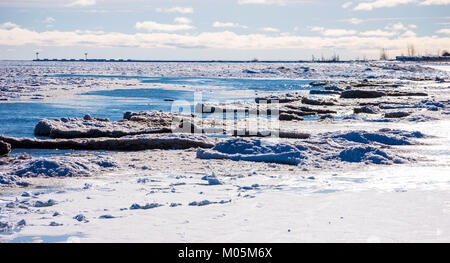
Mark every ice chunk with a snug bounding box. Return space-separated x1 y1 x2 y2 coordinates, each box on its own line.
341 90 385 99
34 199 57 208
201 173 222 185
338 146 401 165
197 138 309 165
15 159 91 178
354 106 379 114
331 130 424 145
0 134 215 151
1 155 119 187
0 221 11 233
384 112 411 118
73 214 88 222
99 215 115 219
0 140 11 156
34 116 170 139
189 200 213 206
130 203 163 210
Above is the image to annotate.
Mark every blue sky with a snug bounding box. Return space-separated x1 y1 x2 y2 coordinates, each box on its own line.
0 0 449 60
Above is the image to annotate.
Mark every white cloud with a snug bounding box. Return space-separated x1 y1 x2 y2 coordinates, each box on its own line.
346 18 364 24
0 0 147 8
1 23 450 57
401 30 417 37
310 26 357 36
354 0 417 11
44 17 55 24
353 0 450 10
436 28 450 34
135 21 195 32
213 22 248 29
174 17 192 24
0 22 20 30
420 0 450 5
66 0 96 7
322 29 357 36
310 26 325 32
385 22 409 31
155 6 194 14
261 27 280 32
342 1 353 8
238 0 287 5
74 29 105 34
360 29 396 37
237 0 310 5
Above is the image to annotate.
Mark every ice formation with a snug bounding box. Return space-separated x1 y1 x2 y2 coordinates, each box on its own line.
0 155 118 187
0 134 216 151
197 129 422 166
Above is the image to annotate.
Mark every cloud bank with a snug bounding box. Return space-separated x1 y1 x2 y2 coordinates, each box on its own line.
1 22 449 56
354 0 450 11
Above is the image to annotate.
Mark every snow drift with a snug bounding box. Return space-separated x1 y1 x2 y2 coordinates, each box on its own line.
197 129 422 166
0 155 118 187
0 133 216 151
197 138 310 165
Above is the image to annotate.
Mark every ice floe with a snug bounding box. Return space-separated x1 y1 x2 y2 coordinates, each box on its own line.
35 114 172 139
338 146 403 164
197 138 311 165
330 130 425 145
0 140 11 156
0 133 215 151
197 129 423 166
0 155 118 187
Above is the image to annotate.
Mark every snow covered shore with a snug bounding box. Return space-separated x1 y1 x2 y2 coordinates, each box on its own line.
1 61 450 242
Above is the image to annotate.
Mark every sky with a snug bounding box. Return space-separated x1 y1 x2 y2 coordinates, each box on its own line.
0 0 449 60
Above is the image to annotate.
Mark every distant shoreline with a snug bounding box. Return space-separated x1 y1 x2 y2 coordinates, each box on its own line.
0 59 447 63
29 59 348 63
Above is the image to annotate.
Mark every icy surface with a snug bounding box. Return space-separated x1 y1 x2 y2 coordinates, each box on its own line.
0 155 118 187
331 130 425 146
197 129 418 166
198 138 310 165
34 113 174 139
0 133 216 151
1 61 450 242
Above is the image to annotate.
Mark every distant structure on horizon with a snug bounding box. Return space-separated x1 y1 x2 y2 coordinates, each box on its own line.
396 56 450 62
30 53 346 63
32 58 313 63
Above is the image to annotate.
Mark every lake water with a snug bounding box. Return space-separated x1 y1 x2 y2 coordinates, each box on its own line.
0 76 316 138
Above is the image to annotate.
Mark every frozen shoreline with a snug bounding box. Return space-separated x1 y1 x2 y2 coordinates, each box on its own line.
1 61 450 242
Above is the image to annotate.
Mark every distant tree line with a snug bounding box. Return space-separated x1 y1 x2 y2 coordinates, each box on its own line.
378 45 450 61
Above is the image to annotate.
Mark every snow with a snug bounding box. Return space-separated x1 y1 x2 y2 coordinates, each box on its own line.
34 113 173 139
1 60 448 103
0 155 118 187
0 133 216 151
201 173 222 185
197 129 422 166
331 130 425 145
1 61 450 242
73 214 88 223
33 199 57 208
130 203 163 210
338 146 402 164
197 138 309 165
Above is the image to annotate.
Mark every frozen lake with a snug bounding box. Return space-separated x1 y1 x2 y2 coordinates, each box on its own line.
1 61 450 243
0 74 316 138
